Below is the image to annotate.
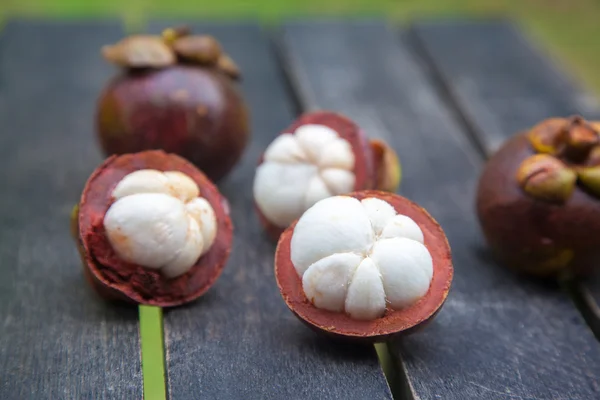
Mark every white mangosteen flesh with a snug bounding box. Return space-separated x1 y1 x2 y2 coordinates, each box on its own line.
253 124 356 228
290 196 432 321
104 169 217 278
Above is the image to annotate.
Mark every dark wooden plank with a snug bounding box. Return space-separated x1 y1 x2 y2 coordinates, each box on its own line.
147 21 392 400
408 18 600 337
408 19 600 153
280 20 600 400
0 20 143 400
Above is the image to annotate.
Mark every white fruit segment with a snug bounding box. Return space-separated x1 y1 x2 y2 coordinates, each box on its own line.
345 258 386 320
290 196 433 321
253 125 356 228
302 253 362 312
104 169 217 278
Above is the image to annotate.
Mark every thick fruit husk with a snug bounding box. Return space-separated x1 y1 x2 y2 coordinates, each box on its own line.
75 150 233 307
275 190 453 343
96 65 250 182
476 133 600 277
255 111 378 241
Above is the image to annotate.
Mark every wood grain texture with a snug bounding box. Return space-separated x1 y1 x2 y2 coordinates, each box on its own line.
280 20 600 400
147 21 392 400
0 20 143 400
408 19 600 338
407 19 600 153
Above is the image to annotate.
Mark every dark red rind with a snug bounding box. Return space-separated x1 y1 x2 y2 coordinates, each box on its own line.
256 111 376 241
274 190 453 343
78 150 233 307
96 65 250 182
73 209 153 304
477 134 600 277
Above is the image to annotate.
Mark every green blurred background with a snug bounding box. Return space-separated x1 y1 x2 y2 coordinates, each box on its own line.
2 0 600 93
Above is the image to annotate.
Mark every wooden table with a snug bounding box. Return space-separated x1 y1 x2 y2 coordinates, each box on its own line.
1 18 600 400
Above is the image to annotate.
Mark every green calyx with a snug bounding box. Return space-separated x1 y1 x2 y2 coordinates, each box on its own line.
577 165 600 197
516 154 576 203
524 116 600 201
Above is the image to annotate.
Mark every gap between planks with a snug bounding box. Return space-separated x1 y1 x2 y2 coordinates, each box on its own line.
150 20 394 400
0 19 143 400
404 19 600 341
270 26 409 400
276 19 600 400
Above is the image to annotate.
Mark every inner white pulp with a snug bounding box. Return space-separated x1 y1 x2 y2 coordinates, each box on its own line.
103 169 217 279
290 196 433 321
253 124 356 228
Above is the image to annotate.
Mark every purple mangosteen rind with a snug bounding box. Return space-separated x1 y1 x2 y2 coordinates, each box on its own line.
96 27 249 182
476 116 600 277
73 150 234 307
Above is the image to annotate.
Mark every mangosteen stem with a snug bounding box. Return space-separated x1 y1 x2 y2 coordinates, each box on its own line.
139 305 167 400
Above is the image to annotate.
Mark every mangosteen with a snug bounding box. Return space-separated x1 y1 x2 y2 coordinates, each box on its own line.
253 111 401 240
275 191 453 342
71 150 233 306
476 116 600 277
96 27 249 182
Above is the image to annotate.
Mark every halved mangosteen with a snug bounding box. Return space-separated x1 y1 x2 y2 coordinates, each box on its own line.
253 111 401 240
71 150 233 307
275 190 453 342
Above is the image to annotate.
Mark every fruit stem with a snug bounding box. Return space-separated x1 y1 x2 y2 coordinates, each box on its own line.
139 305 167 400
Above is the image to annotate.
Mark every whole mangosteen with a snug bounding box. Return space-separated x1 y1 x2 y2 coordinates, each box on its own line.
476 116 600 277
96 26 250 182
